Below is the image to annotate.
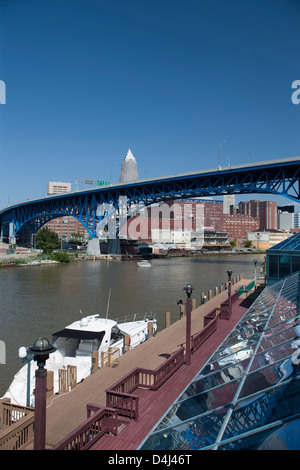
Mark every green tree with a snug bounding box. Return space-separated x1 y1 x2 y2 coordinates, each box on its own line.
244 240 253 248
36 227 60 253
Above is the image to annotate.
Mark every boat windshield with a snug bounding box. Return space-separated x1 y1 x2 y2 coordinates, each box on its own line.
52 328 106 343
110 326 124 345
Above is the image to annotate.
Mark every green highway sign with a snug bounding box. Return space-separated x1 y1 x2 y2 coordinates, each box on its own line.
97 180 111 186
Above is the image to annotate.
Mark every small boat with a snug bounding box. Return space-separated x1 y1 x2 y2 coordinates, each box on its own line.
3 312 157 407
137 260 152 267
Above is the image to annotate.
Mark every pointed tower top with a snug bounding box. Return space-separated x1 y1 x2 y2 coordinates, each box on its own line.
124 149 136 161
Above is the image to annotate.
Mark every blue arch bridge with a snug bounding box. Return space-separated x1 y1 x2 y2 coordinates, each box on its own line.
0 156 299 254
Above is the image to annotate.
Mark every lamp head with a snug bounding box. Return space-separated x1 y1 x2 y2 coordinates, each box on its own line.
226 269 233 279
183 284 193 298
28 337 56 369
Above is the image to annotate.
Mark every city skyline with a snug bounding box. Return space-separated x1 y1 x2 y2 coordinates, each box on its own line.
0 1 299 209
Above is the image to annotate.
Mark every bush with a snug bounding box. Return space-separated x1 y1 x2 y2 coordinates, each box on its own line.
50 252 70 263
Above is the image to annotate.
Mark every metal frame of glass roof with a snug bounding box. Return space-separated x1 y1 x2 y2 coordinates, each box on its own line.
269 231 300 252
139 271 300 450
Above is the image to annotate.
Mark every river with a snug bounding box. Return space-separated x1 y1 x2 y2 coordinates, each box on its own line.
0 253 265 397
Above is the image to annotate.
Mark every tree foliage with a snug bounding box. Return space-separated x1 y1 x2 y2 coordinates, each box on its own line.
36 227 60 253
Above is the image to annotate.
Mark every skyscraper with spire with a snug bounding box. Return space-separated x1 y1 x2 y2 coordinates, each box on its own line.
119 149 138 183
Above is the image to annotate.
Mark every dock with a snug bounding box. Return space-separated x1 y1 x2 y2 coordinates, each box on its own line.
36 278 255 450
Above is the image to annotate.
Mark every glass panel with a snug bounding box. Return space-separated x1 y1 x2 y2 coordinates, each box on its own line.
158 379 241 429
250 337 300 373
258 324 300 352
268 255 278 278
240 352 300 399
218 420 299 450
292 256 300 274
225 377 300 442
140 405 231 450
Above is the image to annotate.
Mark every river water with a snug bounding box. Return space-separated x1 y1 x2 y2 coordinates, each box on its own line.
0 254 265 397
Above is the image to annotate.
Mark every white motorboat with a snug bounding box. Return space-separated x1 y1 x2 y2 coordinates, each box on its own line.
3 313 157 407
137 260 152 267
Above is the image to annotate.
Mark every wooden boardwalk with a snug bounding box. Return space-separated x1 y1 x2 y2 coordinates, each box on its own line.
41 279 251 449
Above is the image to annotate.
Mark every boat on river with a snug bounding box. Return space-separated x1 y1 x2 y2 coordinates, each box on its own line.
3 312 157 407
137 260 152 267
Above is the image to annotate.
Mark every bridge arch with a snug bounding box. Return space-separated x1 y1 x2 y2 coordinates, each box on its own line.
0 156 299 246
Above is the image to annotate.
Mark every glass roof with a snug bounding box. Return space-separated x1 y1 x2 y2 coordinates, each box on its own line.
269 231 300 252
139 271 300 450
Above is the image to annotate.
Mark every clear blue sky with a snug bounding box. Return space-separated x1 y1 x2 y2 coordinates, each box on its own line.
0 0 299 209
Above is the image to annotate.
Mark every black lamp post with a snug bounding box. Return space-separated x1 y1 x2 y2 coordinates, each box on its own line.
254 259 257 287
226 269 233 319
27 337 56 450
183 284 193 365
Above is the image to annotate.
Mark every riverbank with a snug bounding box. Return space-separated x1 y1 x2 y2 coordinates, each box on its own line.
0 242 266 267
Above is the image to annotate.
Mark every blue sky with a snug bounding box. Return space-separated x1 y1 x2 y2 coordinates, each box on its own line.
0 0 299 209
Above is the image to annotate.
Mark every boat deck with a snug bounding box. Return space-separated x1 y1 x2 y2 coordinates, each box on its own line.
39 279 253 449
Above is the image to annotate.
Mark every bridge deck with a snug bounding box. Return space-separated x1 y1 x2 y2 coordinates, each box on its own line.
39 279 252 449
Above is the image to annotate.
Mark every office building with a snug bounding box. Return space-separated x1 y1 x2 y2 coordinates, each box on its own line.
45 181 87 239
119 149 138 183
221 213 259 246
223 194 235 214
239 200 277 230
47 181 71 195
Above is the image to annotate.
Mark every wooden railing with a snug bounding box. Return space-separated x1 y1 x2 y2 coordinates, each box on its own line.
0 401 34 450
106 347 185 421
51 348 185 450
191 317 218 353
204 291 240 324
52 405 124 450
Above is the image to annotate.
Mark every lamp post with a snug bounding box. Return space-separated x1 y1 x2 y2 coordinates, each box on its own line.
183 284 193 366
27 337 56 450
226 269 233 319
254 259 257 288
18 347 34 407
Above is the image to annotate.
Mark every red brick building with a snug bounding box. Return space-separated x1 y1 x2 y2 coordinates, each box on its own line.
239 200 277 230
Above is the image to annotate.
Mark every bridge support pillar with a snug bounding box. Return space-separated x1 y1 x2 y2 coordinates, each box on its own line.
87 238 101 256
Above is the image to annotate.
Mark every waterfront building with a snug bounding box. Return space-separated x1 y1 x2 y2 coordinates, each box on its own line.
221 213 259 246
247 229 290 249
267 231 300 283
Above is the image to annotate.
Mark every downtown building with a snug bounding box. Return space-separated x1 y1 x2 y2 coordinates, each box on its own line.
239 200 277 230
45 181 88 240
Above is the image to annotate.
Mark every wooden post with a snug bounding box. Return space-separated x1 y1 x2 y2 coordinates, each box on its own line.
92 351 99 373
124 334 131 352
34 369 47 450
148 321 153 337
185 298 192 366
165 312 171 328
192 299 196 311
208 289 212 300
68 365 77 389
46 370 54 399
180 304 185 318
58 369 68 393
108 350 113 367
